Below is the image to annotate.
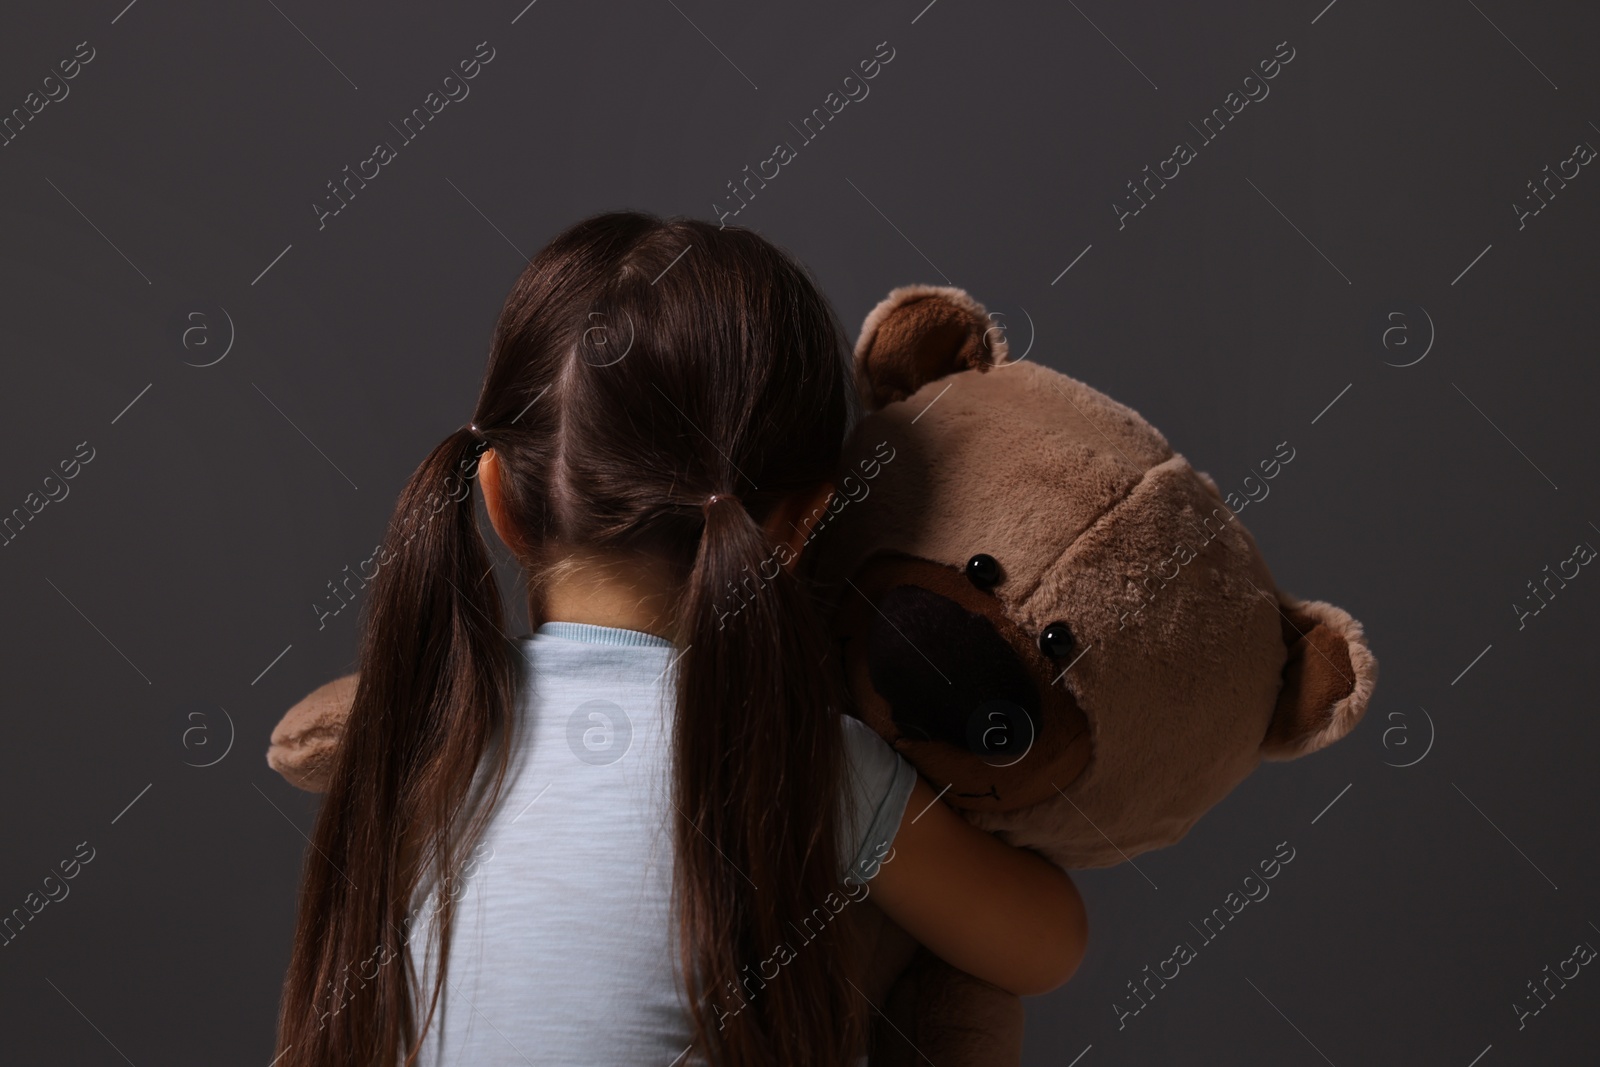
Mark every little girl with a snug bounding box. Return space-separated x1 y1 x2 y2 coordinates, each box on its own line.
272 211 1087 1066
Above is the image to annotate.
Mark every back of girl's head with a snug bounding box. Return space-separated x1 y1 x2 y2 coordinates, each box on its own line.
476 211 851 575
274 211 867 1067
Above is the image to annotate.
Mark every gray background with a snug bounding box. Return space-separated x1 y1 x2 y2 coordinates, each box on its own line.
0 0 1595 1064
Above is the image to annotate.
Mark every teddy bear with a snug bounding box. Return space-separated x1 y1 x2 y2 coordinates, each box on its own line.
266 284 1376 1066
816 284 1375 1064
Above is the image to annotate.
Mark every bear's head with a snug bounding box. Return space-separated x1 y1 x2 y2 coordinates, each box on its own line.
816 285 1376 869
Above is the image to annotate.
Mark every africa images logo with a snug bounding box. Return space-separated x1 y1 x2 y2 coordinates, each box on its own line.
566 699 633 766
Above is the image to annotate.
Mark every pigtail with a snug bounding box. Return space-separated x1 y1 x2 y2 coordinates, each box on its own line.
672 493 866 1066
273 427 519 1067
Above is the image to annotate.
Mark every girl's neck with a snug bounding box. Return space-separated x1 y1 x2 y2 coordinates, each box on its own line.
536 543 682 642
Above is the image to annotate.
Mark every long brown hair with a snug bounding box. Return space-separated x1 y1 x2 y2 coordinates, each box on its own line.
273 211 864 1066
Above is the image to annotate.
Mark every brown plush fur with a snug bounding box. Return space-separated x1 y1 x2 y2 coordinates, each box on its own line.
265 284 1377 1066
266 673 358 792
854 283 1008 409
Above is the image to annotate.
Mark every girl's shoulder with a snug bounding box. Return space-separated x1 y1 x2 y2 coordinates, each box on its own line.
837 714 917 880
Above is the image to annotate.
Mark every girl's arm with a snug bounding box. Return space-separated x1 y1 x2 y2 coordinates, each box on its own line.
866 775 1088 997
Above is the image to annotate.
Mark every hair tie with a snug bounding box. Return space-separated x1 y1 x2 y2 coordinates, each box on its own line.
704 492 738 511
465 423 490 457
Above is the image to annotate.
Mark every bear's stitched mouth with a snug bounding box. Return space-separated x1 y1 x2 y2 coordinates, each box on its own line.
942 725 1092 803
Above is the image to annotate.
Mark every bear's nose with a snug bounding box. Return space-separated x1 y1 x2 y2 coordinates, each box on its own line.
865 585 1040 757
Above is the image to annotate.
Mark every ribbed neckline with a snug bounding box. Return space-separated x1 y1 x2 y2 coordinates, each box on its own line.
532 620 676 649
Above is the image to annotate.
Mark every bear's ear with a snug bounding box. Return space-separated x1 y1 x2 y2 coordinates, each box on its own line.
1261 596 1377 761
853 284 1008 410
266 673 359 792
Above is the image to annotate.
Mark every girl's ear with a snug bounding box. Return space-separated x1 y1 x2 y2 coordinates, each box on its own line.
478 449 529 556
764 481 836 571
1261 596 1377 761
853 285 1008 411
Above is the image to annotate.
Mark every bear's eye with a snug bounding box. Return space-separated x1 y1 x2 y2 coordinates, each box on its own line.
965 553 1002 589
1038 621 1075 659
